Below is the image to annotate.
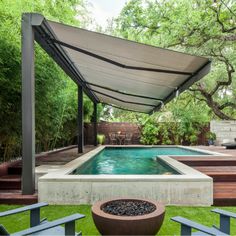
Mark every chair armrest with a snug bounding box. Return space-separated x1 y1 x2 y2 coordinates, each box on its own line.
211 208 236 234
11 213 85 236
212 209 236 219
0 203 48 217
171 216 228 235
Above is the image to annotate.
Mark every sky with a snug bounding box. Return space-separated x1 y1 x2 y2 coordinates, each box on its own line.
87 0 128 28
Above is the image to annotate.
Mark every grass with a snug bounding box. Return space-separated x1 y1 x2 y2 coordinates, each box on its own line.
1 205 236 235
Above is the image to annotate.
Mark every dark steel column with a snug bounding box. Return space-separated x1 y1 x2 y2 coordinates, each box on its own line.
93 102 98 146
21 14 35 194
78 85 84 153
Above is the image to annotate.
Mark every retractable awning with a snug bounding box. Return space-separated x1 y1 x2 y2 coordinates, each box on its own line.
32 14 211 114
21 13 212 194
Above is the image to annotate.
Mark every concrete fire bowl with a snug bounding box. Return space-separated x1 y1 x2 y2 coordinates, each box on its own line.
92 198 165 235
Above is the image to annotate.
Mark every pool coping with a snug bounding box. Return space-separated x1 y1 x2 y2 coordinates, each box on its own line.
103 145 229 156
39 145 213 181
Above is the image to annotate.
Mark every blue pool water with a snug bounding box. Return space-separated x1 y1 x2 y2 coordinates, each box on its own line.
72 147 209 175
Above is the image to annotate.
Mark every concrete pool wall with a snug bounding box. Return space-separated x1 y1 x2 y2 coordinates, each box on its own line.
38 145 214 206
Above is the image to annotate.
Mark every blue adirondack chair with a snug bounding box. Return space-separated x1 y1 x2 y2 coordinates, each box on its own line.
0 202 84 235
172 208 236 235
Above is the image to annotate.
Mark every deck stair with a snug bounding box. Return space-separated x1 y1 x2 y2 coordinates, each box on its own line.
8 165 22 175
0 165 37 204
194 166 236 182
0 190 38 204
174 157 236 167
174 154 236 206
192 165 236 206
214 182 236 206
0 175 21 190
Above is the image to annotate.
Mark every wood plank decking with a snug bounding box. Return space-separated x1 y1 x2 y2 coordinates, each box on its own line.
0 145 235 205
174 146 236 206
0 145 96 204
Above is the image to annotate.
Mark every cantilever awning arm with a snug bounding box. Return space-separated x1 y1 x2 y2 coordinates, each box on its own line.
149 59 211 114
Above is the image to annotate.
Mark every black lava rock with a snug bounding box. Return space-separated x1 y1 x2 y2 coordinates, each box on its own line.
102 200 156 216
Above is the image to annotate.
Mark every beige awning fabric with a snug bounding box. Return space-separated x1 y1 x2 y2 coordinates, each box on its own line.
33 15 211 113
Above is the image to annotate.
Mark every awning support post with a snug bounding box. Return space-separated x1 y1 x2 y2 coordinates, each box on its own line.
78 85 84 153
93 103 98 146
22 14 35 194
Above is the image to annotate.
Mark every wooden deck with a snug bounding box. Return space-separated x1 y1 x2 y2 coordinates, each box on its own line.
0 145 96 204
0 145 235 205
33 145 236 206
173 146 236 206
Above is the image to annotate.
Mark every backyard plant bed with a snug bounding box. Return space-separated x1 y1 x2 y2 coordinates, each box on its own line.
92 198 165 235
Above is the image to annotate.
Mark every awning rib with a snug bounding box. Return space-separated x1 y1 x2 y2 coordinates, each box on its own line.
48 38 193 75
85 82 163 101
90 88 157 107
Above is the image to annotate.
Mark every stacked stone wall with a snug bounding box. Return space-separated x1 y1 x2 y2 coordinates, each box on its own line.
210 120 236 144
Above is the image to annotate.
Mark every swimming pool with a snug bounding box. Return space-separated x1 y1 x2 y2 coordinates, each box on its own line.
38 146 214 206
72 147 209 175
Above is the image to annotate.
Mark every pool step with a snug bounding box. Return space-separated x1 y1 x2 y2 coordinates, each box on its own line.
194 166 236 182
214 182 236 206
174 157 236 167
0 190 38 205
0 175 21 190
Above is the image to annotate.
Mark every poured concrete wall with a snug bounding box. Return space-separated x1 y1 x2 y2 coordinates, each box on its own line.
210 120 236 144
38 146 213 206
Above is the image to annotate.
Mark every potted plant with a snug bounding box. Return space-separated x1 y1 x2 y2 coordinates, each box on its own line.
97 134 105 145
92 198 165 235
206 131 216 145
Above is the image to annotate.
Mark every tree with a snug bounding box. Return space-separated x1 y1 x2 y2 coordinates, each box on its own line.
0 0 95 160
115 0 236 120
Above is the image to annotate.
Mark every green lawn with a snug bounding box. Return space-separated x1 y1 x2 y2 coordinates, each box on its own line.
1 205 236 235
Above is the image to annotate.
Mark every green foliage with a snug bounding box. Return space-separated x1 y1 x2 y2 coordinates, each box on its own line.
140 118 206 146
100 0 236 144
104 93 210 145
206 131 217 141
97 134 105 145
0 0 96 161
115 0 236 120
140 117 159 145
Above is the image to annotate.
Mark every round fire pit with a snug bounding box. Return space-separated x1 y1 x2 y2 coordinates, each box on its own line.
92 198 165 235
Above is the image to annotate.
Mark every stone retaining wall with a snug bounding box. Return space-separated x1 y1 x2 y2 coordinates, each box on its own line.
210 120 236 144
